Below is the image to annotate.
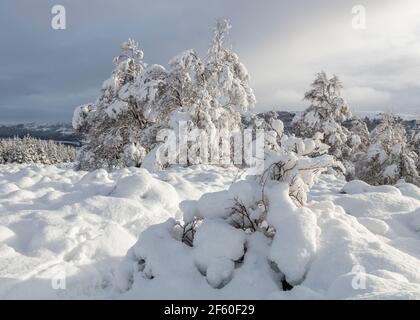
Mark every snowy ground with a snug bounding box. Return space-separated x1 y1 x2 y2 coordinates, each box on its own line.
0 164 239 299
0 164 419 299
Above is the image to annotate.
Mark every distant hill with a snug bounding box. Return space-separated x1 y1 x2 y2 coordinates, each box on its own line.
0 123 81 146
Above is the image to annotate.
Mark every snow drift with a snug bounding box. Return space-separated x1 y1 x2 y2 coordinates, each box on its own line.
0 164 419 299
115 174 420 300
0 164 236 298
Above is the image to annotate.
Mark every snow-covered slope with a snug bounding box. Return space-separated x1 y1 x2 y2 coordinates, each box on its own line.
0 164 419 299
306 177 420 299
114 174 420 300
0 164 238 299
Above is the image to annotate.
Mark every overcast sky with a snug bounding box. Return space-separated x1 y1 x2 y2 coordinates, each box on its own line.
0 0 419 123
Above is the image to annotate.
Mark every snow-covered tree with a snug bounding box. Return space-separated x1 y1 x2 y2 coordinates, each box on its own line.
0 137 75 165
408 129 420 172
355 113 419 186
147 19 256 170
74 40 167 170
205 19 256 113
73 39 149 169
75 20 256 171
292 72 360 177
348 118 370 151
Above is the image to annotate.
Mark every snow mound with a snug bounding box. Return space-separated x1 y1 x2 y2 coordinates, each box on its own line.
193 219 246 288
395 182 420 200
0 164 236 299
342 180 402 196
117 174 420 299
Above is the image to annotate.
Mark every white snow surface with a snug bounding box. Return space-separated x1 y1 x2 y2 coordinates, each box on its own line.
0 164 238 299
0 164 420 299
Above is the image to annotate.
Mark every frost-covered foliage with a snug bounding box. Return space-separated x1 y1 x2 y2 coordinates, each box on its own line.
74 20 255 171
0 137 75 165
355 114 419 187
292 72 360 177
291 73 417 185
408 130 420 172
144 20 255 170
116 118 340 292
214 116 338 208
246 112 330 157
73 39 151 170
348 118 370 152
293 72 352 135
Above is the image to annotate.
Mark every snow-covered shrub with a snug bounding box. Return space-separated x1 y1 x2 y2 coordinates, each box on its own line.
74 20 255 171
253 113 330 155
355 114 419 186
116 118 339 292
0 136 75 165
292 72 361 177
408 130 420 172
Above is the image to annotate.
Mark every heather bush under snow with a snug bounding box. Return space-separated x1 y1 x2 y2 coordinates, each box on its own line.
0 137 75 165
115 118 342 293
115 155 420 299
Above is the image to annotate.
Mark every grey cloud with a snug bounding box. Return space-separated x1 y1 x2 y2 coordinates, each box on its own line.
0 0 418 123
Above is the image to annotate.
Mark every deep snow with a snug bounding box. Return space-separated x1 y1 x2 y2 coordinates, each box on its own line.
0 164 419 299
0 164 239 298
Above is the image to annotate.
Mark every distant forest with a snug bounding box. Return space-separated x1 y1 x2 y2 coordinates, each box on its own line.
0 123 81 146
